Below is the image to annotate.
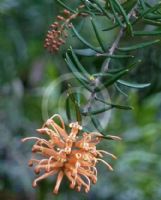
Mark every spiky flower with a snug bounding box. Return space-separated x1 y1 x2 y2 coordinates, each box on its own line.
22 114 120 194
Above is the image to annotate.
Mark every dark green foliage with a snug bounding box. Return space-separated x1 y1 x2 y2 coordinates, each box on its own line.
0 0 161 199
64 0 161 128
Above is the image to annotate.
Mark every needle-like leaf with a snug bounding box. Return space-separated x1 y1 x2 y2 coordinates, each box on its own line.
72 25 103 53
91 17 106 51
82 106 112 116
65 53 93 92
55 0 77 13
113 0 133 35
74 48 98 56
122 0 138 13
118 39 160 51
109 0 124 28
117 80 151 89
134 30 161 36
66 95 72 122
70 47 91 80
90 114 105 134
95 69 129 91
67 84 82 124
95 97 133 110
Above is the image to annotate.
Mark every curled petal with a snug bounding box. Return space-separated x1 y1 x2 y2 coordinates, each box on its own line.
50 114 65 129
21 137 43 142
53 170 64 194
32 170 58 188
97 150 117 159
49 120 68 140
97 159 113 171
76 175 90 193
65 171 76 189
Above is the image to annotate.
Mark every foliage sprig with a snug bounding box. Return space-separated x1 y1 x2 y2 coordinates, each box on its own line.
45 0 161 133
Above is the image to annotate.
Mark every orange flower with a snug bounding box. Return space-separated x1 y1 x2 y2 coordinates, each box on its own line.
22 114 120 194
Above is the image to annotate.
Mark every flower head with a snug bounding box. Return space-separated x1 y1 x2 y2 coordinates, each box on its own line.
22 114 120 194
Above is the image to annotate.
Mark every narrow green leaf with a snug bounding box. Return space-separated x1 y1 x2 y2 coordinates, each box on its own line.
55 0 76 13
134 30 161 36
92 0 112 19
80 0 103 14
117 80 151 88
109 0 124 28
67 84 82 124
67 84 76 103
114 83 128 97
113 0 133 35
95 69 129 91
95 60 140 91
145 2 161 14
95 97 133 110
92 73 114 77
93 67 132 77
95 61 139 77
143 19 161 26
74 19 86 34
92 68 127 77
134 2 161 24
118 39 160 51
72 25 103 53
75 90 81 105
93 67 128 76
82 106 112 116
141 2 161 17
74 48 97 56
90 115 105 134
145 13 161 20
91 17 106 51
65 54 93 92
70 47 91 79
122 0 137 13
66 53 88 82
74 99 82 124
127 59 142 69
97 53 134 58
66 96 72 122
102 24 119 31
110 103 133 110
138 0 146 9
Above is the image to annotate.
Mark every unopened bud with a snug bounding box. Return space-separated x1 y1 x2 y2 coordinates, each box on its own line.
63 9 70 15
57 15 65 21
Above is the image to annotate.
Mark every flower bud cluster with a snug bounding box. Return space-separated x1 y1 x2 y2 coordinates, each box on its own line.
44 9 78 53
44 6 87 53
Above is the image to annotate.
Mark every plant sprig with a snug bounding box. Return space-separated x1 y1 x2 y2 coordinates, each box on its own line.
46 0 161 133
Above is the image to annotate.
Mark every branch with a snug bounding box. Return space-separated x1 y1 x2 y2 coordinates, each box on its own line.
84 5 137 114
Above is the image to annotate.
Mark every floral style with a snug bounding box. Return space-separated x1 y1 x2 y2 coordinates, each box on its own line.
22 114 120 194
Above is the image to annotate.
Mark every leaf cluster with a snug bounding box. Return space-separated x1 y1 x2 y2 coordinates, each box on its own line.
51 0 161 133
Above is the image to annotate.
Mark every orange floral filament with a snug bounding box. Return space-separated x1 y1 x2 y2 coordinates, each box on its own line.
22 114 120 194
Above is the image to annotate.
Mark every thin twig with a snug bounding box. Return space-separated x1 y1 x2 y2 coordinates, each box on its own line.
84 5 137 114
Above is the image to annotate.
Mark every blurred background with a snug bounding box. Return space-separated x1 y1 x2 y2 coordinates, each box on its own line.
0 0 161 199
